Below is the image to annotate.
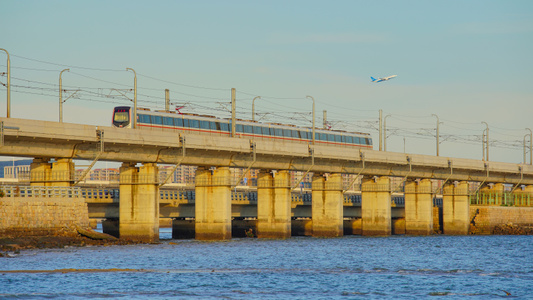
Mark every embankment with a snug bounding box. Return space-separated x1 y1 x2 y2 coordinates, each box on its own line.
469 205 533 235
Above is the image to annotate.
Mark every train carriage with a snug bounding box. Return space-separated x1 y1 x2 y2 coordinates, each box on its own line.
112 106 372 149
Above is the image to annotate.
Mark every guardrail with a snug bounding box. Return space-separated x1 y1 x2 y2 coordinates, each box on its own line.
1 186 531 207
470 192 532 206
0 185 81 198
81 188 119 201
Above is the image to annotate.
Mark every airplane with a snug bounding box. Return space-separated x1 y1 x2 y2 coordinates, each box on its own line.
371 75 397 83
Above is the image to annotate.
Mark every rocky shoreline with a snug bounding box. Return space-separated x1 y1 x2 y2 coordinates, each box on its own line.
492 223 533 235
2 223 532 256
0 227 140 256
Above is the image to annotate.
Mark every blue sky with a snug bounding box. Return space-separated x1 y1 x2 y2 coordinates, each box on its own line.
1 0 532 164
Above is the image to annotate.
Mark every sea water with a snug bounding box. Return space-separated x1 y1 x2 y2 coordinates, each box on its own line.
1 233 532 299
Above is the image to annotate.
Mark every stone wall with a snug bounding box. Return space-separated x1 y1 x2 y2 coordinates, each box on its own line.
469 206 533 234
0 197 89 237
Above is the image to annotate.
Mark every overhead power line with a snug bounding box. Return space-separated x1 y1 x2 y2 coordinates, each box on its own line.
11 54 124 72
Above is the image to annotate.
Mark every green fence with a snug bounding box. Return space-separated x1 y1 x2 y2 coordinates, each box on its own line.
470 192 532 207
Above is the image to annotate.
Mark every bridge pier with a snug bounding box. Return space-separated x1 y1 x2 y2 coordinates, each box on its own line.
257 170 291 239
442 181 470 235
118 162 160 242
361 176 391 236
404 179 433 235
195 167 232 240
30 158 51 186
311 173 343 237
51 158 74 187
30 157 74 186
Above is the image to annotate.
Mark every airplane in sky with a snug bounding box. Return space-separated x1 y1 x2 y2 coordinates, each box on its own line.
371 75 397 83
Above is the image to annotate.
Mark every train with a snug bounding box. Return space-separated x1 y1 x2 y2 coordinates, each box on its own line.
112 106 373 148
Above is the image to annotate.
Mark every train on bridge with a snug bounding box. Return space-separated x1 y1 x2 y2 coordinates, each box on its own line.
112 106 373 148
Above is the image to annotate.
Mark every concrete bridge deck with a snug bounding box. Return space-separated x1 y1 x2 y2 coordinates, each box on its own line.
1 117 531 184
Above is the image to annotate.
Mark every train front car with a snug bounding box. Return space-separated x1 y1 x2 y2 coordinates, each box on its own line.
112 106 131 128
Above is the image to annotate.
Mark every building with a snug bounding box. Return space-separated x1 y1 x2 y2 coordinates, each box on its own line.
0 159 33 178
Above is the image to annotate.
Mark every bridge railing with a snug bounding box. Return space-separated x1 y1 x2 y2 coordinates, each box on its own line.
159 190 196 202
292 193 312 203
470 192 532 207
343 194 361 205
2 185 531 207
0 185 81 198
16 171 121 184
81 188 119 201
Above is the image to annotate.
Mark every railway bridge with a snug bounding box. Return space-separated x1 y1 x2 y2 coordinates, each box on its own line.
1 117 532 241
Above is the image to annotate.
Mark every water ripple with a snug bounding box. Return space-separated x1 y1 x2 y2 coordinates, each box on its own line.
1 235 532 299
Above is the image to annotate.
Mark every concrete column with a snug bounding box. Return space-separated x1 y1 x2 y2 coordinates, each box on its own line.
30 158 51 186
442 181 470 235
404 179 433 235
257 170 291 239
50 158 74 187
195 167 232 240
361 176 391 236
312 173 343 237
119 162 160 242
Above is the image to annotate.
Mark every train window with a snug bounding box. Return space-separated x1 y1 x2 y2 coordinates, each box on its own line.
345 136 353 144
319 133 327 141
253 126 262 134
138 114 151 124
190 119 199 128
292 130 299 138
163 117 173 126
275 128 282 136
152 116 162 125
236 124 243 133
244 125 253 134
183 118 189 127
283 129 291 137
315 132 320 140
174 117 182 127
353 137 360 144
114 111 129 122
328 134 335 142
262 127 271 135
210 122 217 130
220 122 229 132
367 138 372 145
200 121 209 129
334 135 341 142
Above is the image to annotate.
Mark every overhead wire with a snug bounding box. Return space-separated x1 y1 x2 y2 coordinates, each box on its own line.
138 73 228 91
3 54 530 154
11 54 125 72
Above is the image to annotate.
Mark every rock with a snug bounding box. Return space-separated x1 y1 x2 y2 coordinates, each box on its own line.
76 226 117 241
493 223 533 235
